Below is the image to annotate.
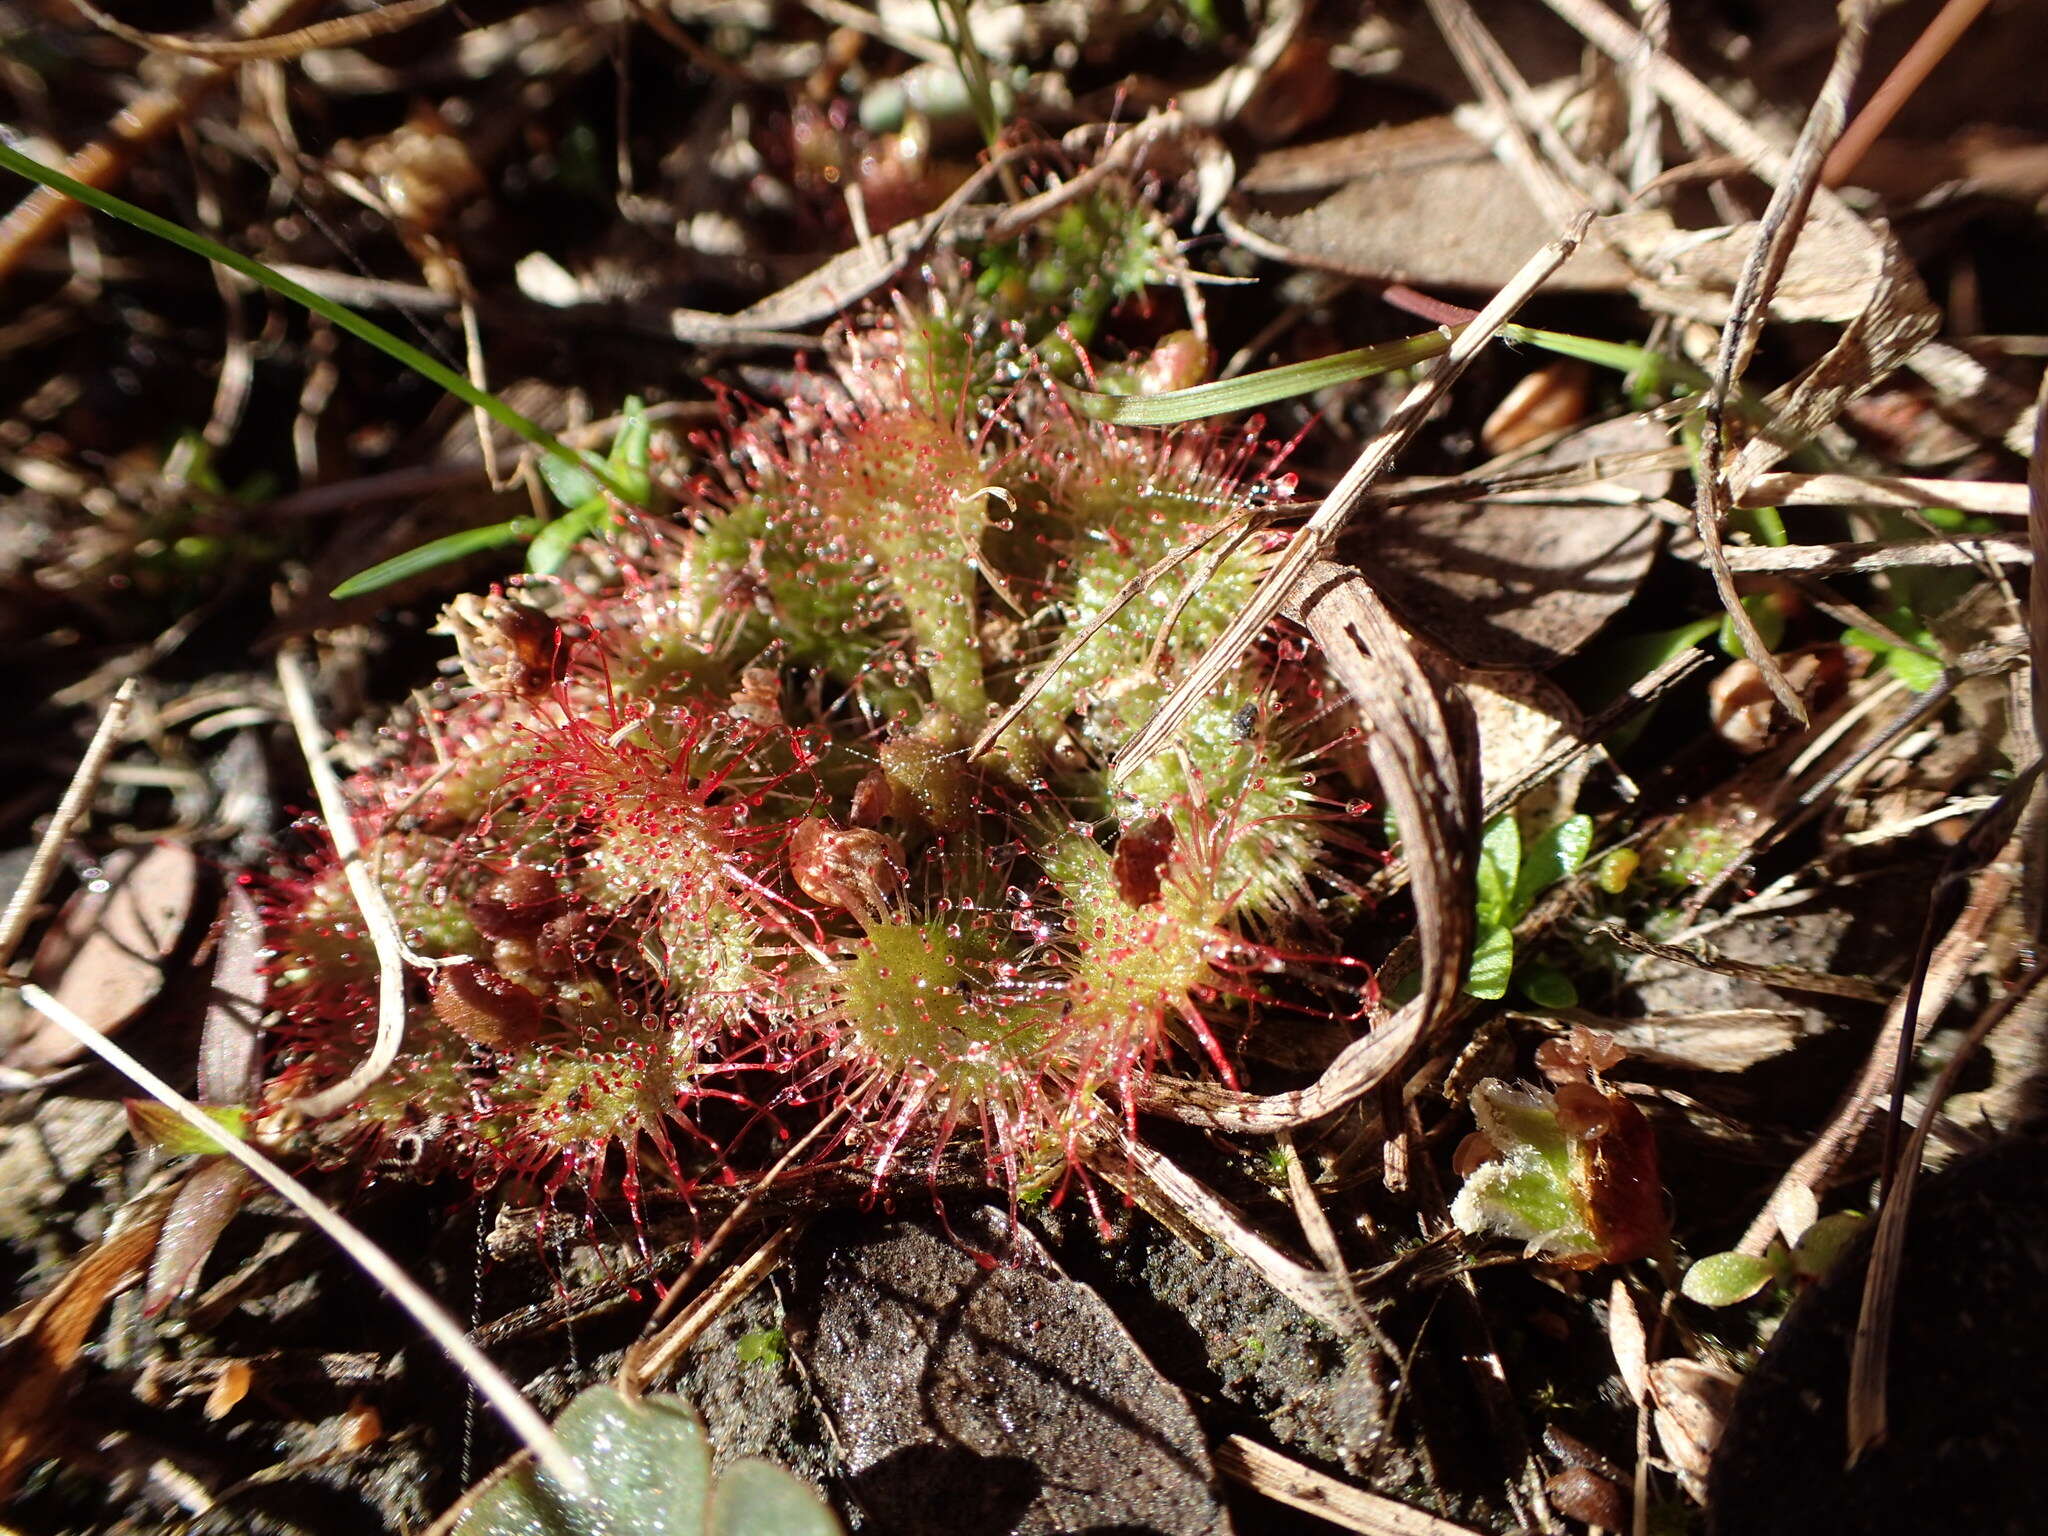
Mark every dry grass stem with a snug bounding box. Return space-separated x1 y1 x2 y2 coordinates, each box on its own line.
277 644 466 1118
1846 961 2048 1460
0 678 136 973
64 0 448 62
14 983 582 1493
1214 1435 1483 1536
1111 214 1586 783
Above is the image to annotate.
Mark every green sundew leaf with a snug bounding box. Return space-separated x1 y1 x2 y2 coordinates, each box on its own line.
706 1461 842 1536
329 518 544 600
1465 923 1515 1000
1476 815 1521 929
527 503 611 575
1067 331 1458 424
1513 815 1594 920
453 1384 714 1536
1681 1249 1781 1307
1791 1211 1869 1279
0 142 633 508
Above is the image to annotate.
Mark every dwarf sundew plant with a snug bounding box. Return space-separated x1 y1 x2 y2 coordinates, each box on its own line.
265 293 1373 1214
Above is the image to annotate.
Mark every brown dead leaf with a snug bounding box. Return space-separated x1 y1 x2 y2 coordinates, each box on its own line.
198 883 267 1108
1225 116 1632 290
144 1157 252 1316
0 1192 171 1498
1607 208 1893 326
1346 418 1669 673
11 843 197 1071
1729 232 1941 493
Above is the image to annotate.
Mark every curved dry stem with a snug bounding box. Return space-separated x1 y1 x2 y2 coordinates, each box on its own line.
16 983 582 1494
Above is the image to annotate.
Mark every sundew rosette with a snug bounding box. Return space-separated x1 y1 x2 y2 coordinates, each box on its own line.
263 299 1374 1214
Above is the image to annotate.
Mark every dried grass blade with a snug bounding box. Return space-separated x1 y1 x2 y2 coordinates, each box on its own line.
277 646 466 1116
1111 214 1586 784
1692 1 1879 724
1287 561 1477 1052
1215 1435 1484 1536
0 679 135 972
15 983 582 1493
1846 961 2048 1460
64 0 447 61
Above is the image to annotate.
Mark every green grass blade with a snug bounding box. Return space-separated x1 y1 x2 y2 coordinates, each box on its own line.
1067 331 1460 424
329 518 544 599
0 141 634 505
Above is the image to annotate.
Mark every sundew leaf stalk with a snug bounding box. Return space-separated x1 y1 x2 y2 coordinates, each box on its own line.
264 292 1376 1219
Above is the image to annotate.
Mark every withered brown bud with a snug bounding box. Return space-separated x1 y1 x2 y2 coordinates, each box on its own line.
432 963 545 1049
1111 814 1176 909
788 817 902 923
1545 1467 1625 1529
469 865 565 939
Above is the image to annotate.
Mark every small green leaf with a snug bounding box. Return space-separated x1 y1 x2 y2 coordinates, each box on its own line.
1465 924 1515 1000
736 1327 787 1367
453 1384 718 1536
1881 646 1944 693
707 1460 841 1536
527 503 611 575
1717 593 1786 660
1791 1211 1868 1280
1513 815 1594 919
1518 967 1579 1009
1476 815 1521 929
1681 1250 1780 1307
1067 331 1458 424
126 1100 248 1156
330 518 543 599
536 450 608 510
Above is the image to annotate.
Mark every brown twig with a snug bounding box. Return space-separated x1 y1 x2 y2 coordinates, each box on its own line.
1111 214 1587 783
1694 1 1880 725
1822 0 1995 188
64 0 447 62
0 0 327 281
0 679 136 974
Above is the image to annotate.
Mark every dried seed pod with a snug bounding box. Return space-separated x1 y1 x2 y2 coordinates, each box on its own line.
432 963 546 1049
469 865 566 939
1546 1466 1626 1528
789 818 903 924
1111 814 1176 909
1482 361 1591 454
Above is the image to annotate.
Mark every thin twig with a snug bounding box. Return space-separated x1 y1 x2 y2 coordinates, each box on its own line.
1846 959 2048 1460
277 646 463 1117
1111 215 1587 783
1693 1 1879 724
65 0 447 61
1823 0 1994 188
0 679 136 973
16 982 583 1493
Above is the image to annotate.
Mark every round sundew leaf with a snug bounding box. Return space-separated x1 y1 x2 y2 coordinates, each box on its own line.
452 1384 712 1536
1791 1212 1870 1280
1681 1250 1779 1308
706 1460 842 1536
